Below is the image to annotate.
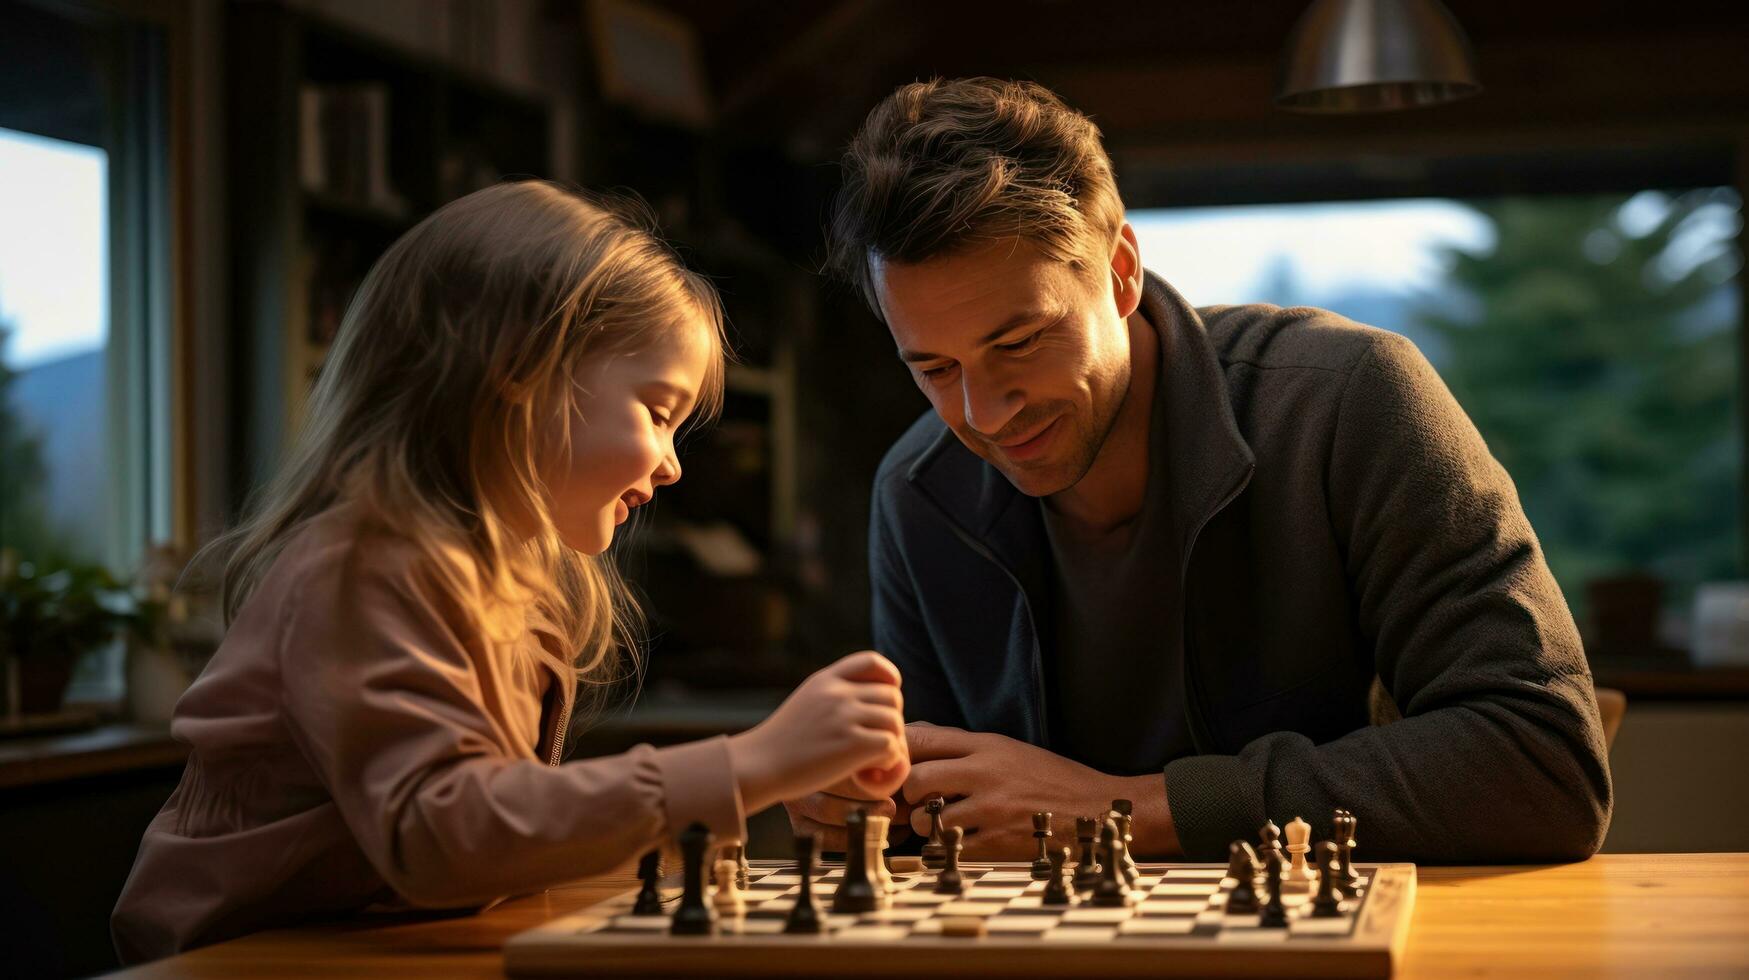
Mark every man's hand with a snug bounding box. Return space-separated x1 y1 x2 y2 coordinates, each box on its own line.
902 724 1181 861
781 777 916 853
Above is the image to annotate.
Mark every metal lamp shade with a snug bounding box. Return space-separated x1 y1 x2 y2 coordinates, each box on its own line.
1276 0 1481 113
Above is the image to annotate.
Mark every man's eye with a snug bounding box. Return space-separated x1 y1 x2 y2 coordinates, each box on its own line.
998 332 1040 353
920 364 955 381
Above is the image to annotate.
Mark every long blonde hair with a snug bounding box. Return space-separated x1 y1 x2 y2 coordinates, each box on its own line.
214 181 726 717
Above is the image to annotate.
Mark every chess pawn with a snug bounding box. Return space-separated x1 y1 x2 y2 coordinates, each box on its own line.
921 796 948 870
1311 842 1344 918
783 833 823 934
1071 816 1102 893
832 808 880 913
1259 818 1285 869
865 814 895 904
1090 819 1129 907
1224 841 1260 914
1258 850 1288 928
933 827 965 895
712 859 745 916
1283 816 1317 888
1336 809 1362 897
1042 845 1073 906
1115 812 1140 891
723 843 750 891
632 849 664 916
1030 811 1054 881
1110 800 1141 888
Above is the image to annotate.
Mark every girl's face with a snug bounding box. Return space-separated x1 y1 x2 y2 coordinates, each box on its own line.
547 317 714 555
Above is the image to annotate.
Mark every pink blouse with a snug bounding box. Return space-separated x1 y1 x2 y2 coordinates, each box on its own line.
112 505 745 963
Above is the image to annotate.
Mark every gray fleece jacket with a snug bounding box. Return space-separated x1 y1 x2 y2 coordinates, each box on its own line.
869 271 1612 863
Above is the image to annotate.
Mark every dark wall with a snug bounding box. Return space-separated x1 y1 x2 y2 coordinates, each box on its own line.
0 769 182 979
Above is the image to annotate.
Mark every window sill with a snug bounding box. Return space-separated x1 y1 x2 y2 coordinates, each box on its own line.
0 722 187 790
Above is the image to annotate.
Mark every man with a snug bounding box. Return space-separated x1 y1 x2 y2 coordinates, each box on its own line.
785 78 1611 863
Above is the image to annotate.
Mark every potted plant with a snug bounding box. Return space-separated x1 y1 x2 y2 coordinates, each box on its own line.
1 549 144 718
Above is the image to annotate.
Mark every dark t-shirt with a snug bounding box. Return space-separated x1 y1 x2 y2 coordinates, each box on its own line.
1040 332 1191 776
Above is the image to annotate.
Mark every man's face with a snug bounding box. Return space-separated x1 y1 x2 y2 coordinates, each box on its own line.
874 236 1135 497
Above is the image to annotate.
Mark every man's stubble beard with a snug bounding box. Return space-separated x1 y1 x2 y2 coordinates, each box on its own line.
972 365 1133 499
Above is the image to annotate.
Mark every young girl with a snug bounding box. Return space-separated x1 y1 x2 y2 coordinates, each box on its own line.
111 181 909 963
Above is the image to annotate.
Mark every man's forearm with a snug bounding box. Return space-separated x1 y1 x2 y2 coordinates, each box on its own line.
1113 771 1182 859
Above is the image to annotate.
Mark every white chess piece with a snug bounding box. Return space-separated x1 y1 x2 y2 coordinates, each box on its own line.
1284 816 1317 887
712 858 745 915
866 814 896 900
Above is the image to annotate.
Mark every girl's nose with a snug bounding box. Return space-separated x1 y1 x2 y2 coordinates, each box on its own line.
653 452 681 487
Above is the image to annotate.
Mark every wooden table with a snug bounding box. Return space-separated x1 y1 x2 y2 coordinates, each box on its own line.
110 854 1749 978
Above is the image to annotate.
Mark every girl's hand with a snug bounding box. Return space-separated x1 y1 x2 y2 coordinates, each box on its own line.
728 651 910 813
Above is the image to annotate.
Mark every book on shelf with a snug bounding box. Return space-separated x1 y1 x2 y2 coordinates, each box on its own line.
298 82 408 217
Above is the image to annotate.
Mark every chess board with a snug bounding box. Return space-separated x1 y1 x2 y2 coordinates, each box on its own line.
504 859 1417 977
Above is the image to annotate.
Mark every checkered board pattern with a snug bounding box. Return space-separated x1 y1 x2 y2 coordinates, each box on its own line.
505 860 1418 977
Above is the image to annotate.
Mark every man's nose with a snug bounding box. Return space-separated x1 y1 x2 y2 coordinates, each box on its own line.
960 368 1021 438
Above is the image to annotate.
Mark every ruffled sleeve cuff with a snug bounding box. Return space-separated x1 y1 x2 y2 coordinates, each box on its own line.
650 735 747 846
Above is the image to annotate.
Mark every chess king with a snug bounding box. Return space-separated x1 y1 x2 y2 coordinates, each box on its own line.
784 78 1613 864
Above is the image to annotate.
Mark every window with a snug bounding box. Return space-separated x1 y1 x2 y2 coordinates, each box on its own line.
1 1 174 704
1131 190 1744 649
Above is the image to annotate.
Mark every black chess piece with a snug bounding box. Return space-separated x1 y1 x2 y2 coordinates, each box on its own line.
1030 812 1054 880
670 822 716 936
1259 850 1288 928
783 832 825 934
921 796 948 870
933 827 965 894
1224 840 1260 915
832 808 879 913
1072 816 1101 893
1312 841 1344 917
1042 845 1073 906
1260 818 1286 869
632 849 664 916
1336 809 1362 898
1090 819 1129 908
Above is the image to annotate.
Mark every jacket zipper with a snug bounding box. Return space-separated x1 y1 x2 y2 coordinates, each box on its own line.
547 681 573 767
1177 463 1255 752
914 496 1052 748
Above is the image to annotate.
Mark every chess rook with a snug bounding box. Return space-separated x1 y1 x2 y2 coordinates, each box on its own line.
1072 816 1101 893
1030 811 1054 881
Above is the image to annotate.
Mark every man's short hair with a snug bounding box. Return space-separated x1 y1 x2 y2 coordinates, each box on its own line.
827 77 1125 317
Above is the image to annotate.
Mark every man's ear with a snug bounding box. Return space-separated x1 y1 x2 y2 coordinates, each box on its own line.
1108 221 1144 319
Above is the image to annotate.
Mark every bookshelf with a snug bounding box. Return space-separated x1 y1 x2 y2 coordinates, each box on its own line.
226 3 552 496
